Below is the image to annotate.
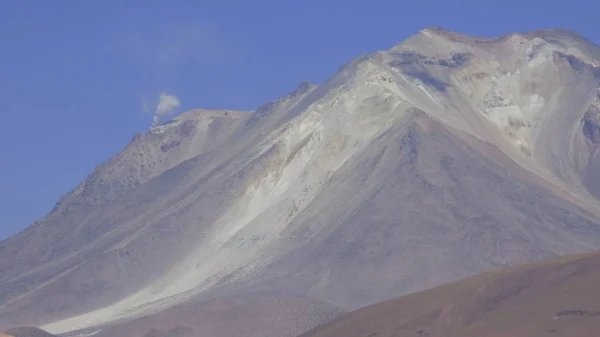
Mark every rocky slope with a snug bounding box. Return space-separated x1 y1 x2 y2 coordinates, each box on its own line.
1 27 600 336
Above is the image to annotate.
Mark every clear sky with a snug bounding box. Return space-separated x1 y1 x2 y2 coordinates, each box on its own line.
1 0 599 240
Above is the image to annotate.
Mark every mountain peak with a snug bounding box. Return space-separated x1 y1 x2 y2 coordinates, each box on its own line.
410 26 598 50
414 26 501 44
5 25 600 337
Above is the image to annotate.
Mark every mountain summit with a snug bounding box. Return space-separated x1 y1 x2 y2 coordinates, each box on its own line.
2 27 600 337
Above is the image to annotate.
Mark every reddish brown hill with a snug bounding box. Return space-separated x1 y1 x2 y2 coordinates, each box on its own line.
302 251 600 337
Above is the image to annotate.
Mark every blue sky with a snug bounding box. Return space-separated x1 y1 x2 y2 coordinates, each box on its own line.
1 0 599 240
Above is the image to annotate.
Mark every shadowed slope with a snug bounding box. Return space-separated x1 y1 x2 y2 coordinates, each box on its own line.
3 327 56 337
93 292 344 337
227 108 600 312
302 251 600 337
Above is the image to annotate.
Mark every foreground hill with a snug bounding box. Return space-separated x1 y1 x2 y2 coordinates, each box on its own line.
302 251 600 337
1 27 600 337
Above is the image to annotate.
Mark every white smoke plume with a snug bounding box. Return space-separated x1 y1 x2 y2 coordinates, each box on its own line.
151 92 180 127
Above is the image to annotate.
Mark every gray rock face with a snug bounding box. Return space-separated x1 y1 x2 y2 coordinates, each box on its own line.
2 27 600 337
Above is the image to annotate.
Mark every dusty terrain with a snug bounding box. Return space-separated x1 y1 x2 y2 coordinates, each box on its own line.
1 27 600 337
302 251 600 337
2 328 56 337
93 291 343 337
